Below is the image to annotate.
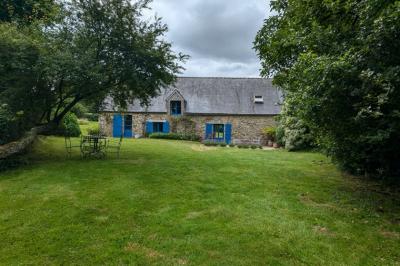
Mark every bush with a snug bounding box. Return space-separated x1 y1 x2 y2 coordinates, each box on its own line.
149 133 200 141
219 143 227 147
229 144 235 147
251 145 260 149
87 125 100 135
275 125 285 147
71 103 88 118
262 126 277 141
237 144 250 149
276 112 315 152
282 117 314 151
61 113 81 137
202 140 219 146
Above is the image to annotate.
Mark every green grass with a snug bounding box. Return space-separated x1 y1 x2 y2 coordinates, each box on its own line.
0 136 399 265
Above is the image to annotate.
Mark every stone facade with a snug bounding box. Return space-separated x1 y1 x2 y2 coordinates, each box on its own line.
100 112 276 144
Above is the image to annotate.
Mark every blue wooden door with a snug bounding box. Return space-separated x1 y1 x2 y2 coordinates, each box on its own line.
113 114 123 137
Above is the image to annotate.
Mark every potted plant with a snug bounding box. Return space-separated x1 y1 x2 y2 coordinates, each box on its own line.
262 127 276 147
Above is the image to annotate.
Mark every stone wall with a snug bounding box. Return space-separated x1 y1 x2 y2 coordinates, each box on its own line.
100 112 277 144
100 112 167 137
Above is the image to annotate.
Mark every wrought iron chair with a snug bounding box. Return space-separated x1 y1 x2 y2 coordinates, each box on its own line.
80 135 93 158
106 136 123 158
64 135 81 158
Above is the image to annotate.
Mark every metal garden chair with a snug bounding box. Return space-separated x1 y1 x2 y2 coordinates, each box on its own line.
64 135 81 158
80 135 93 158
106 136 123 158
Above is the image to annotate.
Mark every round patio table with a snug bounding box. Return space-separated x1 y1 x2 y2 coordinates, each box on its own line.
81 135 108 158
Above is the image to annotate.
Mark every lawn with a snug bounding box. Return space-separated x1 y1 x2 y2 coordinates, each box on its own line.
0 136 399 265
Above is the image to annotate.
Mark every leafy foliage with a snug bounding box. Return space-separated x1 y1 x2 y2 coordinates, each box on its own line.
275 124 285 147
149 132 200 142
0 24 47 134
276 105 315 151
70 103 89 118
0 0 59 25
281 119 314 152
255 0 400 179
87 124 101 136
262 126 276 141
0 0 185 144
85 113 99 122
0 104 25 145
202 140 220 146
59 113 81 137
237 144 250 149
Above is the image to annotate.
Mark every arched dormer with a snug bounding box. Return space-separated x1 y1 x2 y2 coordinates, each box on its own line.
166 89 185 116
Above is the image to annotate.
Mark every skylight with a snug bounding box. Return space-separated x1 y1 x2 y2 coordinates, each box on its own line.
254 95 264 104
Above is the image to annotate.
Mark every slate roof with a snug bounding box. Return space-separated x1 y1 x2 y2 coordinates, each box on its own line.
102 77 282 115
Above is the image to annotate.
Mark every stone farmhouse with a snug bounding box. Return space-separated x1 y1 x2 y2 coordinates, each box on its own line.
99 77 282 144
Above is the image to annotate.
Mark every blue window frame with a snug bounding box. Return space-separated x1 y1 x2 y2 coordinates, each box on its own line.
153 122 164 133
146 121 170 135
124 115 133 137
205 123 232 144
212 124 225 140
170 101 182 115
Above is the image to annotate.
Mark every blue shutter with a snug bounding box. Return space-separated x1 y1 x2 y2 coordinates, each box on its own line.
163 121 170 133
113 114 123 137
225 123 232 144
146 121 153 135
205 123 213 140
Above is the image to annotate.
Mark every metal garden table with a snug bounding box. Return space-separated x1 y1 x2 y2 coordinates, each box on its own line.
81 135 108 158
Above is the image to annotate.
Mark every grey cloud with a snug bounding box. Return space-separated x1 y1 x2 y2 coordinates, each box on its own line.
145 0 270 77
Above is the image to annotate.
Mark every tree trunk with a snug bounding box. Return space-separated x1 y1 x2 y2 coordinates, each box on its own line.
51 96 82 124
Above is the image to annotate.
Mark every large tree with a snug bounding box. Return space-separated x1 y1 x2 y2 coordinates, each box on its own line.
0 0 185 133
255 0 400 179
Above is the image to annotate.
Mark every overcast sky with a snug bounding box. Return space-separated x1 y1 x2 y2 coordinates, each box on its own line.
144 0 271 77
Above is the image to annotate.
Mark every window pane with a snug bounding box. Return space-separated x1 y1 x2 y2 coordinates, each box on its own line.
124 115 132 130
153 122 164 133
212 124 224 139
170 101 182 115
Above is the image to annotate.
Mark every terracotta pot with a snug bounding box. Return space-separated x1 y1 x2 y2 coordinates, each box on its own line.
273 143 280 148
267 140 273 147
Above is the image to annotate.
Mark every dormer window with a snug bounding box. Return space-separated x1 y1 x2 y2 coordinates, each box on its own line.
254 95 264 104
170 101 182 115
166 89 185 115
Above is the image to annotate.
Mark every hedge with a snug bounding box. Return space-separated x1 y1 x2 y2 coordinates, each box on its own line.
149 133 200 142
